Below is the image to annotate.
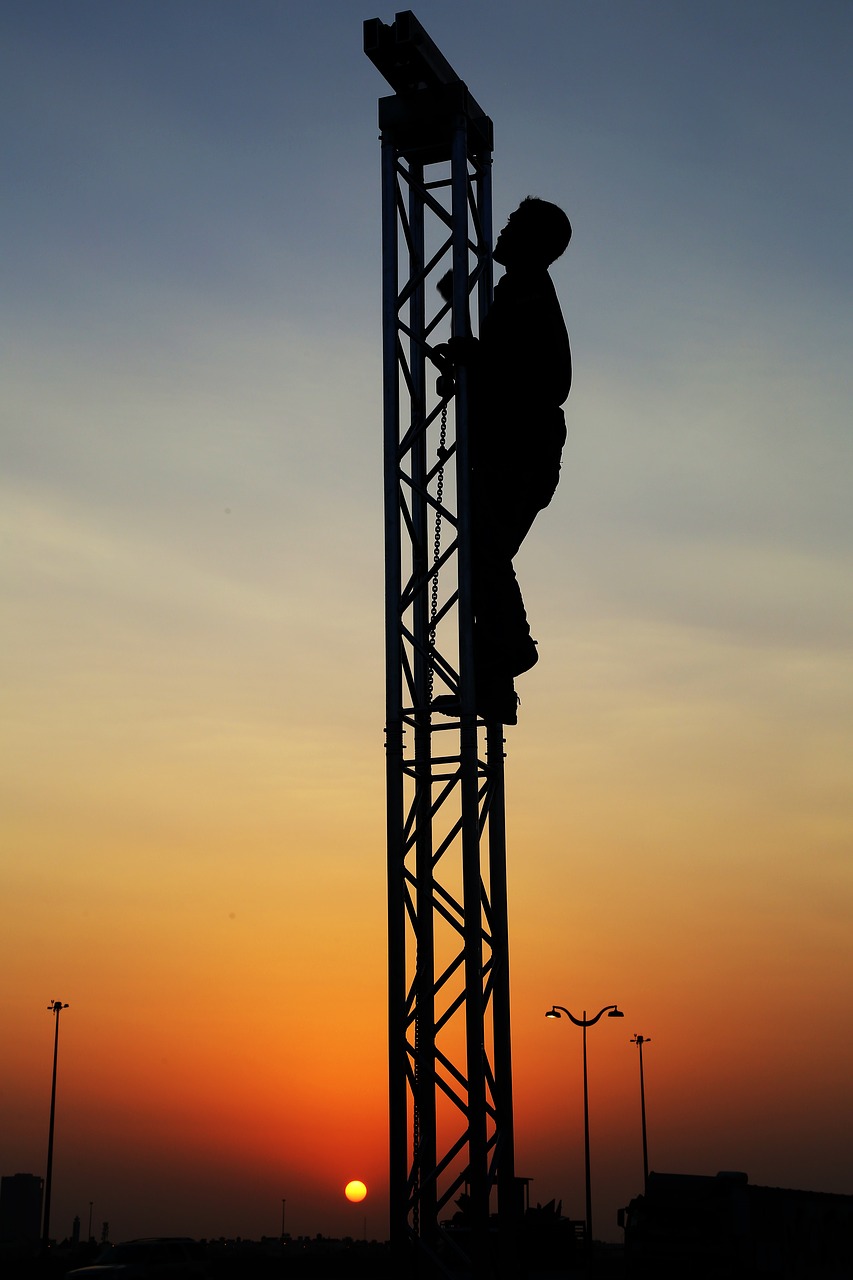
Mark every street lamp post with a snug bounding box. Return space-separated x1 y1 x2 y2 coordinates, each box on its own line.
43 1000 69 1249
631 1034 651 1189
545 1003 624 1252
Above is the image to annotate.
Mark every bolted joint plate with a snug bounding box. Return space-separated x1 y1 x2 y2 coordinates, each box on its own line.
378 82 493 164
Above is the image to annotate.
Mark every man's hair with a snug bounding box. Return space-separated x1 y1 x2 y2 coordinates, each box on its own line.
518 196 572 265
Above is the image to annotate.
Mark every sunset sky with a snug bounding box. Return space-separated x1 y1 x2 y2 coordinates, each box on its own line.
2 0 852 1247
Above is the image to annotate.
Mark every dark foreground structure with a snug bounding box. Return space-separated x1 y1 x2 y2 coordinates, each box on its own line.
365 11 516 1279
621 1170 853 1279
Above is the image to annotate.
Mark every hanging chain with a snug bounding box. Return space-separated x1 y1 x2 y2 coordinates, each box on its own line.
428 392 450 703
418 371 451 1205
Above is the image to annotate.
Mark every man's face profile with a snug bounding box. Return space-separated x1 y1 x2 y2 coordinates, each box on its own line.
492 212 523 266
493 207 545 269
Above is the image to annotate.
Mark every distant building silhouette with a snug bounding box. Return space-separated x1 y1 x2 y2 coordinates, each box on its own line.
621 1169 853 1278
0 1173 44 1252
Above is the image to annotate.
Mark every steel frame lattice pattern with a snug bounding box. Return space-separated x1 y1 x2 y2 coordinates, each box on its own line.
371 35 517 1275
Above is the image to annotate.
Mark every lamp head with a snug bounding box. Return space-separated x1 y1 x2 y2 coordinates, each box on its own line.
545 1007 561 1019
608 1007 625 1018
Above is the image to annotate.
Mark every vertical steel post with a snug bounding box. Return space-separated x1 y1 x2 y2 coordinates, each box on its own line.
487 721 515 1231
639 1039 649 1188
582 1015 592 1251
632 1034 650 1189
409 159 440 1255
382 131 408 1258
43 1000 67 1249
450 110 487 1259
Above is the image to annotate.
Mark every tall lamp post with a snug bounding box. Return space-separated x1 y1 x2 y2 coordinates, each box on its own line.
545 1003 624 1251
43 1000 69 1249
631 1034 651 1189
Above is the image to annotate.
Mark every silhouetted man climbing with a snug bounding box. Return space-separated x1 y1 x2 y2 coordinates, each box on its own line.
437 197 572 724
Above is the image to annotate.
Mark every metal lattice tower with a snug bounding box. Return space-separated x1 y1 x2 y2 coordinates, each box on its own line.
365 13 517 1277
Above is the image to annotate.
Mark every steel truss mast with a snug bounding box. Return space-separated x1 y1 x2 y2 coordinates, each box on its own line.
365 12 517 1277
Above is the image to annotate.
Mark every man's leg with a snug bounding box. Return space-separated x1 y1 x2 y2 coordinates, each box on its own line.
472 477 545 672
463 420 565 721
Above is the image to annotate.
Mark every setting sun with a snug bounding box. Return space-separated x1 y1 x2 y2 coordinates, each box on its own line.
345 1180 368 1203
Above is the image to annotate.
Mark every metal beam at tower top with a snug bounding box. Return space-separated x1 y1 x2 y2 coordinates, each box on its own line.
365 12 517 1278
365 8 465 92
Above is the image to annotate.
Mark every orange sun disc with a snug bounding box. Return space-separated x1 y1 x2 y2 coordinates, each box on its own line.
345 1180 367 1202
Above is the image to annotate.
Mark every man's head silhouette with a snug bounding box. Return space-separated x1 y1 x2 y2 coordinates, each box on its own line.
493 197 572 270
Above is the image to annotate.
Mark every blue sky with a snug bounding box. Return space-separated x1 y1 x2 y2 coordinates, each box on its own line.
5 1 850 614
2 0 852 1244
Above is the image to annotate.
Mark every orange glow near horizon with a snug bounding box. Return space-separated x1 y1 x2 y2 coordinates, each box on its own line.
4 622 853 1244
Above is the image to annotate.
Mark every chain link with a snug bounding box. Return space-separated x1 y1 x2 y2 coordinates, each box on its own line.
428 399 448 703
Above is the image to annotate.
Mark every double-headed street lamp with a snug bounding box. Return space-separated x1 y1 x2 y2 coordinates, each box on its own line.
631 1034 651 1189
545 1004 624 1250
43 1000 69 1249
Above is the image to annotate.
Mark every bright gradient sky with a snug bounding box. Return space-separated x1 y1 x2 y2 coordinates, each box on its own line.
2 0 852 1247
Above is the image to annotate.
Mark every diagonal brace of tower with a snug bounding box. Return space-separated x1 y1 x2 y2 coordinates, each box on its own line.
365 13 517 1277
